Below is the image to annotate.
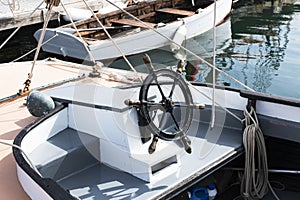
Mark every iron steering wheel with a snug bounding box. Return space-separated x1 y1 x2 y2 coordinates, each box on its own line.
138 54 193 153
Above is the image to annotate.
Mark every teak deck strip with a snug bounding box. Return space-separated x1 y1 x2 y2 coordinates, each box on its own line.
109 19 156 28
157 8 194 16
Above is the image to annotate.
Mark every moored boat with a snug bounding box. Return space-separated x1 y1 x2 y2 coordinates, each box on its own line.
2 1 300 199
10 54 300 200
34 0 232 61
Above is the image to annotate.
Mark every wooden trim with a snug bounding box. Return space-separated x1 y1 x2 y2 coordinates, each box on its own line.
157 8 194 16
138 11 156 20
109 19 156 28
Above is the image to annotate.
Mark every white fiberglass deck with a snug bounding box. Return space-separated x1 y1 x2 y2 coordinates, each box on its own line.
53 122 242 200
35 83 244 200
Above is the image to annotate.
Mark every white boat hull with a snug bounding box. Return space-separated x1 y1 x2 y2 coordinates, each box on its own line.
13 78 300 200
34 0 232 61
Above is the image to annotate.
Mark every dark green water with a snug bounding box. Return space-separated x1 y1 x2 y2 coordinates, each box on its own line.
219 0 300 99
108 0 300 99
168 0 300 99
0 0 300 99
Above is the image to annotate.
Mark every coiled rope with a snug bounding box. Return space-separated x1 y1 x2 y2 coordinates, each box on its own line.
241 106 279 200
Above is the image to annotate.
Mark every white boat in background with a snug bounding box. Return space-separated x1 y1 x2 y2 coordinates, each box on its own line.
34 0 232 61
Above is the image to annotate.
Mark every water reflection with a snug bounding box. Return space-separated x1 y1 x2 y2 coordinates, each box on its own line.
218 0 300 98
112 0 300 99
222 0 288 88
169 0 300 98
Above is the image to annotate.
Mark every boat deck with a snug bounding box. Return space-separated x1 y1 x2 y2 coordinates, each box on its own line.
0 58 84 199
0 58 130 199
1 58 245 199
0 97 33 199
29 101 244 200
0 58 83 101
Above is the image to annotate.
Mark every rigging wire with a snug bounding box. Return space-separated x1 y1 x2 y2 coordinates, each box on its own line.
0 0 44 50
81 0 143 82
30 2 54 78
104 0 254 91
11 34 58 63
210 0 217 128
60 1 96 64
188 81 244 122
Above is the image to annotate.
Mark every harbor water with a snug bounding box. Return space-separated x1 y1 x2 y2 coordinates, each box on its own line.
0 0 300 99
110 0 300 99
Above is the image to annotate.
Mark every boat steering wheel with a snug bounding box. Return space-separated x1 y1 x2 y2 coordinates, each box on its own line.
136 54 194 153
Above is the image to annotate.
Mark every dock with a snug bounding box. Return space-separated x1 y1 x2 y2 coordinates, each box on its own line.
0 0 103 31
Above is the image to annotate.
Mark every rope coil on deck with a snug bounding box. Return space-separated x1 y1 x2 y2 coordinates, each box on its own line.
241 106 280 200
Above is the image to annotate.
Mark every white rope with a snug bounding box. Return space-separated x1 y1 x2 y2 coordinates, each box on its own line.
241 107 280 200
102 0 250 122
30 2 54 78
0 140 41 176
210 0 217 128
60 1 96 64
187 81 243 122
6 0 19 17
0 0 44 50
81 0 143 82
11 33 58 63
104 0 254 91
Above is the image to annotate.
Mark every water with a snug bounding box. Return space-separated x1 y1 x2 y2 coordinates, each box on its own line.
0 21 59 62
210 0 300 99
220 0 300 99
108 0 300 99
1 0 300 99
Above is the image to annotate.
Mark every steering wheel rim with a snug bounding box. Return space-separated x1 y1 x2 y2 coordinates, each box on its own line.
139 69 193 141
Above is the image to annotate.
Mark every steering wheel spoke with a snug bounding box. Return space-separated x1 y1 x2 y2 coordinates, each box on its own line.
137 54 196 153
154 78 167 100
170 112 180 130
168 79 177 98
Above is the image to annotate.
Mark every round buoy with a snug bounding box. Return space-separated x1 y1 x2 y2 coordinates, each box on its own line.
26 91 55 117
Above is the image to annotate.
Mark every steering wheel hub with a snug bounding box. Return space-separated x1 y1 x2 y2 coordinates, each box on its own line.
161 97 175 112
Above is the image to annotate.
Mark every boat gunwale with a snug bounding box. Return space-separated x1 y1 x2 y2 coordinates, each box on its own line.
61 0 203 40
13 103 77 200
66 0 193 27
12 82 300 200
158 146 244 199
121 81 300 108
